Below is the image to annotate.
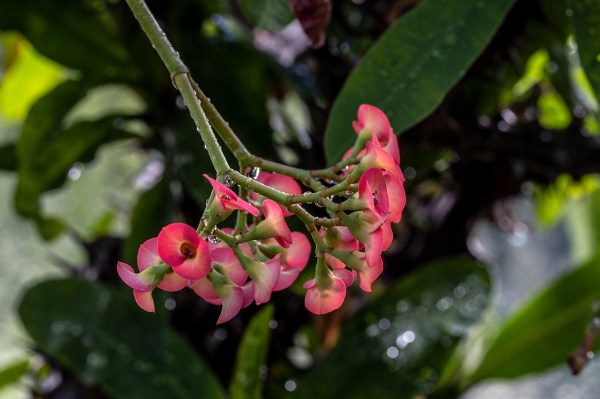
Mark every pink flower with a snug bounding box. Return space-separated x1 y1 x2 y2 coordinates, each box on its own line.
234 248 281 305
304 257 353 315
348 131 401 182
239 199 293 248
260 232 312 291
253 172 302 216
138 238 187 291
157 223 211 280
328 249 383 292
383 172 406 223
337 210 386 270
189 247 248 302
207 269 245 324
204 174 260 219
321 226 359 269
349 104 401 166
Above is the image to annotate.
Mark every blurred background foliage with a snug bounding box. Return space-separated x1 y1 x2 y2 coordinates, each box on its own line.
0 0 600 398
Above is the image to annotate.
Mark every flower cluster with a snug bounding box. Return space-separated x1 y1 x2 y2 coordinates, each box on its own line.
117 104 405 322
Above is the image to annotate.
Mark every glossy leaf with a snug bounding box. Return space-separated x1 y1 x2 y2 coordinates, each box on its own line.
229 304 274 399
18 278 226 399
570 0 600 101
469 253 600 382
0 360 29 391
0 0 138 83
325 0 517 162
291 257 491 399
236 0 295 31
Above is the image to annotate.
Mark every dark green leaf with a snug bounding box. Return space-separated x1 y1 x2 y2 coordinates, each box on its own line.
0 143 17 170
0 360 29 391
325 0 517 162
291 257 491 399
469 253 600 382
18 278 226 399
230 304 274 399
236 0 295 31
0 0 139 83
123 174 173 266
570 0 600 100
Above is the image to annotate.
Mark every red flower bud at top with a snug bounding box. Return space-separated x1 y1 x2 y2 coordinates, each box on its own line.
157 223 211 280
253 172 302 216
204 174 259 220
239 199 293 248
353 104 393 142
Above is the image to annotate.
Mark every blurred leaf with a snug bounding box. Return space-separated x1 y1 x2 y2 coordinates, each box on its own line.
229 304 274 399
537 89 572 129
512 49 549 98
0 143 17 170
469 253 600 382
0 359 28 391
19 278 226 399
123 174 173 266
291 257 491 399
15 115 135 223
34 215 66 241
325 0 516 162
0 40 64 121
570 0 600 101
0 0 138 83
236 0 294 31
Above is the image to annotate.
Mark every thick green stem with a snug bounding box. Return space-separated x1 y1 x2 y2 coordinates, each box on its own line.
125 0 230 174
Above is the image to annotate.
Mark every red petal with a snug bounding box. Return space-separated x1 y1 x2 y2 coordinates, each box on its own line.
216 285 244 324
157 223 200 267
212 247 248 286
332 268 354 287
172 240 211 280
251 256 281 305
274 267 301 291
158 270 188 292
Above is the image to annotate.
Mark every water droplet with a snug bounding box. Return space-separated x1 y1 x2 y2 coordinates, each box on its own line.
87 352 107 368
566 8 573 16
208 235 221 244
445 34 457 45
431 49 442 59
284 380 297 392
250 167 261 179
387 346 399 358
224 173 234 187
377 69 390 79
345 190 354 197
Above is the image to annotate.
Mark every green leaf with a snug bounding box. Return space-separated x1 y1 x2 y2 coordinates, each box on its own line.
18 278 226 399
0 359 29 391
15 115 134 221
229 305 274 399
469 253 600 382
0 0 138 83
236 0 295 31
325 0 517 163
570 0 600 101
0 143 17 171
291 257 491 399
123 174 173 266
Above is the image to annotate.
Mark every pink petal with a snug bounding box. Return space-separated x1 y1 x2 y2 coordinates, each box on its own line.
283 232 311 270
241 281 255 308
158 270 188 292
251 256 281 305
304 277 346 315
303 278 316 289
137 238 161 271
363 227 384 269
356 257 383 292
332 268 354 287
383 173 406 223
189 278 222 305
254 172 302 217
274 267 301 291
204 174 259 216
243 200 292 247
170 239 211 280
211 247 248 286
157 223 200 267
215 285 244 324
355 104 393 139
381 221 393 251
133 290 155 312
117 262 153 291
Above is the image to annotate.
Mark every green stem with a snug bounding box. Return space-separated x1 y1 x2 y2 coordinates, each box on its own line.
125 0 230 174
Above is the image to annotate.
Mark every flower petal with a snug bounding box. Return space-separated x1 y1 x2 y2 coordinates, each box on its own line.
117 262 153 291
137 237 161 271
171 239 211 280
211 247 248 286
274 267 301 291
189 278 222 305
332 268 354 287
157 223 200 267
158 270 188 292
304 277 346 315
133 290 155 312
215 285 244 324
